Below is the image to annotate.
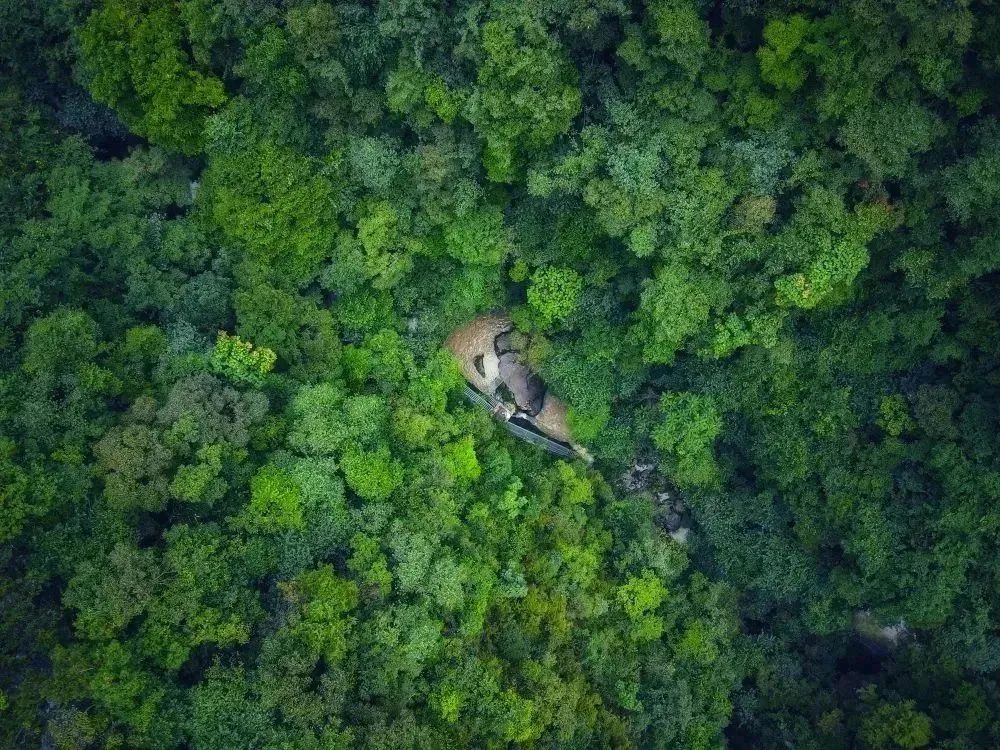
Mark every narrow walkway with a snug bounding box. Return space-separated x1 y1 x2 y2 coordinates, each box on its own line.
462 386 578 459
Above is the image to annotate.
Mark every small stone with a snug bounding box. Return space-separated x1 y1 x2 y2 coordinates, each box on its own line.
669 527 690 544
665 512 682 532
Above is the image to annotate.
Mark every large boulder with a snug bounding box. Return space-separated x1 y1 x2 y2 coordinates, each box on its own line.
445 315 511 393
498 352 545 414
529 394 573 444
494 330 517 355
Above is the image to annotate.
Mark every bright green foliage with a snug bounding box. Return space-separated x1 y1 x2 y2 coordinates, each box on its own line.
278 565 358 664
202 141 338 280
647 0 711 78
424 77 462 124
861 699 933 749
348 533 393 596
169 443 226 504
566 403 611 445
355 201 413 288
210 331 276 385
876 394 912 437
78 0 226 153
443 206 510 266
617 570 668 642
635 263 718 364
653 392 722 488
757 15 813 91
527 266 583 328
442 436 481 484
340 444 403 501
245 465 305 531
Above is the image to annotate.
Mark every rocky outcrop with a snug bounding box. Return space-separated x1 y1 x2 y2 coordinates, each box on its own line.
445 315 582 454
494 331 517 355
616 463 692 543
854 611 909 651
445 315 510 394
498 352 545 414
620 462 655 492
653 486 689 539
528 394 573 445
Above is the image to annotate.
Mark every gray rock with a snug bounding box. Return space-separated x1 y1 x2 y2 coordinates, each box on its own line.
497 352 519 380
494 331 517 354
669 527 690 544
620 461 656 492
498 352 545 414
664 512 683 532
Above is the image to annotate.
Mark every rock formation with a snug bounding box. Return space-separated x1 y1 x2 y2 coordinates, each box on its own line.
445 315 509 394
445 314 582 454
498 352 545 414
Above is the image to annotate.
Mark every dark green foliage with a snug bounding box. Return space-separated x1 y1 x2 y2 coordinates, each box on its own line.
78 0 226 154
1 1 999 748
465 19 582 182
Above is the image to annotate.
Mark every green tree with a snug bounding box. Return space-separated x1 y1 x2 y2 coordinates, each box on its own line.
527 266 583 328
862 699 933 749
210 331 276 386
278 565 358 664
202 141 338 281
617 570 668 642
78 0 226 153
244 465 305 532
465 20 581 182
340 444 403 502
653 392 722 488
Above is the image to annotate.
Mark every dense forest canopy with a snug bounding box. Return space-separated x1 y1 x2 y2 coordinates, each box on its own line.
1 0 998 748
